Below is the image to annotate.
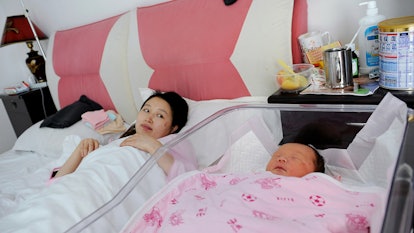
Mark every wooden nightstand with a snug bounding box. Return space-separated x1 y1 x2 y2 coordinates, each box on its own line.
1 86 57 137
268 85 414 108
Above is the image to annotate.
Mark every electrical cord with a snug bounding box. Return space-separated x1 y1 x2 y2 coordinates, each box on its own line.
39 87 47 118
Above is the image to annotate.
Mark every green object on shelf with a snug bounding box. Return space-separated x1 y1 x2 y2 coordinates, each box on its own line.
355 88 369 95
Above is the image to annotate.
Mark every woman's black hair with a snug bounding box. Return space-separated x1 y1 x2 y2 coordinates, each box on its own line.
141 91 188 133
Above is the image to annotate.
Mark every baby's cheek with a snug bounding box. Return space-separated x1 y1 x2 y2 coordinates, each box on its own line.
265 159 274 171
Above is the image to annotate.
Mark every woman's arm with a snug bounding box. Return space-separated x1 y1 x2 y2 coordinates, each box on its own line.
120 133 174 175
55 138 100 177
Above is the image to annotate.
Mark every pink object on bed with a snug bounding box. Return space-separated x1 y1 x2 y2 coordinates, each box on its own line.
53 15 120 110
81 109 110 130
137 0 252 100
126 171 385 233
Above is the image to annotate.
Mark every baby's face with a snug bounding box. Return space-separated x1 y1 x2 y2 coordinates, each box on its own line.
266 143 316 177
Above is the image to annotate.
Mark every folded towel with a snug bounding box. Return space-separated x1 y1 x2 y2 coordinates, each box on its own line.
82 109 110 130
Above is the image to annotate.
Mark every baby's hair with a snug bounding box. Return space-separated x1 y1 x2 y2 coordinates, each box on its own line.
307 144 325 173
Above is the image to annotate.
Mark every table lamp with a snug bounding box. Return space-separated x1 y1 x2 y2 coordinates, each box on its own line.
1 15 48 83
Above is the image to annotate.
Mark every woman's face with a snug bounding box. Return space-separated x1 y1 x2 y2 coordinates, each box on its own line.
266 143 316 177
135 97 177 139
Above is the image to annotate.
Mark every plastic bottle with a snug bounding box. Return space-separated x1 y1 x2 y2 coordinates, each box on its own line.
345 43 359 78
357 1 386 75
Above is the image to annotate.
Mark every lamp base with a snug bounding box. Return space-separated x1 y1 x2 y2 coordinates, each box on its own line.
25 41 46 83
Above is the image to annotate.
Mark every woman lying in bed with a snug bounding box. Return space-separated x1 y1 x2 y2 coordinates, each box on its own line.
54 91 197 181
0 91 198 233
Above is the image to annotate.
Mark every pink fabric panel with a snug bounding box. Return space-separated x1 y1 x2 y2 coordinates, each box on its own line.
137 0 252 100
292 0 308 64
53 16 119 109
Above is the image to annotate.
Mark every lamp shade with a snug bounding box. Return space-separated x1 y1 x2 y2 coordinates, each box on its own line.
1 15 47 47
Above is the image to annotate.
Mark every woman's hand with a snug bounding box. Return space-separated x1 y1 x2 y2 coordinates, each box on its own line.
120 133 163 155
54 138 100 177
76 138 100 158
120 133 174 175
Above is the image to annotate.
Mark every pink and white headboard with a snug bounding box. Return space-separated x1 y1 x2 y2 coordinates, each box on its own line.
46 0 307 123
47 14 138 123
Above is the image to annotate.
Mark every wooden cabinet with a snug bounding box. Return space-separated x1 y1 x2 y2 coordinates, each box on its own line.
268 87 414 108
1 87 57 137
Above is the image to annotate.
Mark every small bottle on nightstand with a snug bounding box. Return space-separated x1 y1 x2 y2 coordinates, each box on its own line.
346 43 359 78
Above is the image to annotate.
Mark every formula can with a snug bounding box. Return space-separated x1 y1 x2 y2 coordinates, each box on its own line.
378 16 414 90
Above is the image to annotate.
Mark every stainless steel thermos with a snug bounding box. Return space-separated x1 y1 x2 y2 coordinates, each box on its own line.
323 48 353 88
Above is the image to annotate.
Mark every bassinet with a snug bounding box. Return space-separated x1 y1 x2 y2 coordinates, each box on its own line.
67 93 413 233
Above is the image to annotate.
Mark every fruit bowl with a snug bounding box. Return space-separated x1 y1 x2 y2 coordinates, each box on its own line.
276 64 314 93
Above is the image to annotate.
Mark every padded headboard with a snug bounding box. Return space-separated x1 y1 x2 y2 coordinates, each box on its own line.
48 14 138 123
46 0 307 123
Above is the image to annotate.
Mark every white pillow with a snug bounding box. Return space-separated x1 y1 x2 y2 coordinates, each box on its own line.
139 87 267 132
12 120 124 158
203 115 280 173
140 88 274 168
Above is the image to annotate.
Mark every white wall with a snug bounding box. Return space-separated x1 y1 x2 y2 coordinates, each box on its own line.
0 0 413 153
0 2 17 153
307 0 414 46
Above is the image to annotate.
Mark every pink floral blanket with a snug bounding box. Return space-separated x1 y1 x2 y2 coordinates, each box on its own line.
122 171 386 233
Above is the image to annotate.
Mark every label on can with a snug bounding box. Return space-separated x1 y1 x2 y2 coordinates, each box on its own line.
379 30 414 90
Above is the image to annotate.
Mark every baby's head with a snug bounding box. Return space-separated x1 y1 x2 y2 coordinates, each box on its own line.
266 143 325 177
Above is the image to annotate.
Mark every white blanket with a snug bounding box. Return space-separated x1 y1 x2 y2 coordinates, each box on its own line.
0 136 167 233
